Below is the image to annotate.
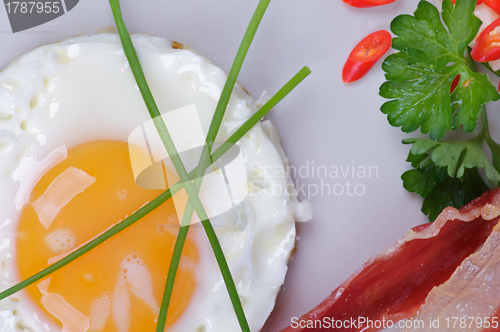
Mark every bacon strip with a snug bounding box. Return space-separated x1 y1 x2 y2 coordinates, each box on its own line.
282 188 500 332
401 220 500 332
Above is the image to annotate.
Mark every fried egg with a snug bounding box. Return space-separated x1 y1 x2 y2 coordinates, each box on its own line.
0 33 312 332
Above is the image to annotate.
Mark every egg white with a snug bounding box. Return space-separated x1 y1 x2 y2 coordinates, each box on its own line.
0 33 312 332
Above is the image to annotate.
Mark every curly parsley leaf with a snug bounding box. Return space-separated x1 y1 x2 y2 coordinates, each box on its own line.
403 137 500 183
402 152 489 221
380 0 499 141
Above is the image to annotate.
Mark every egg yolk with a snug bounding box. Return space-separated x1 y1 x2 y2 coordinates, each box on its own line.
16 141 199 332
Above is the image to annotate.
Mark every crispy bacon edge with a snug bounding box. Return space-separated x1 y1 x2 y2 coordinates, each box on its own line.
281 188 500 332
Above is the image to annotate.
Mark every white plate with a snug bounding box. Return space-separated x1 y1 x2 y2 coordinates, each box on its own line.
0 0 475 331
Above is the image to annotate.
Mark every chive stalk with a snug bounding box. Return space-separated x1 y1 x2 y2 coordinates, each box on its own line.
156 0 272 330
0 66 309 301
107 0 272 330
108 0 208 221
0 3 312 332
108 0 250 329
157 66 310 330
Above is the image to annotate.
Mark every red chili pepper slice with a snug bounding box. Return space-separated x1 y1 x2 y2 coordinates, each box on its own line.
342 30 392 83
471 17 500 62
342 0 396 8
484 0 500 14
451 74 460 93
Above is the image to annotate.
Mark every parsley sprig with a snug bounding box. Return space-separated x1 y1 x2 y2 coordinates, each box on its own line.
380 0 500 221
380 0 498 141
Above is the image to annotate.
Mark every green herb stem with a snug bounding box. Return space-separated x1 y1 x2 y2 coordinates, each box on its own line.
467 48 496 146
0 66 309 302
481 105 490 141
156 0 271 330
0 187 172 300
481 61 500 78
109 0 209 222
157 66 311 331
108 1 253 330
